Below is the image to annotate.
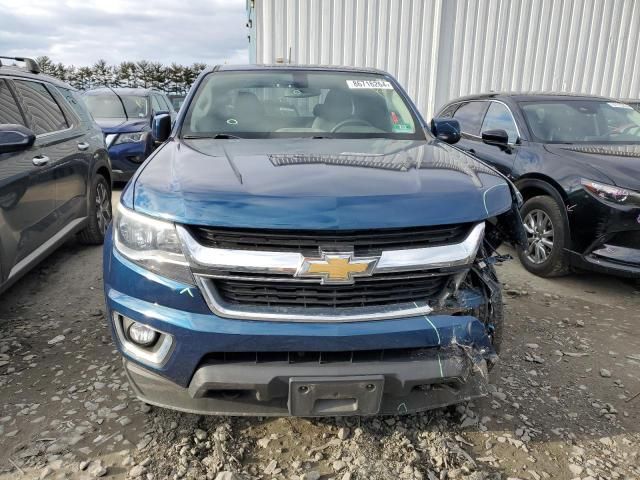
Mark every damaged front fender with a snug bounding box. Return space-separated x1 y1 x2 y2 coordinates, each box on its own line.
485 182 527 250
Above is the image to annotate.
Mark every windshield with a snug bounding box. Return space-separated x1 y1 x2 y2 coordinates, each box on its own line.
181 70 423 139
521 100 640 143
84 93 150 119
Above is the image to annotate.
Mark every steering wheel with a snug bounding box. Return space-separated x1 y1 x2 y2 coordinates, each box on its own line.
620 124 640 136
330 118 374 133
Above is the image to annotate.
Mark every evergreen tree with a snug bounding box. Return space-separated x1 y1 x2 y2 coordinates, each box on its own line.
92 59 112 87
28 57 208 94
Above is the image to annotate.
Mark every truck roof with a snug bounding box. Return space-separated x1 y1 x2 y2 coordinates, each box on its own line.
214 64 387 75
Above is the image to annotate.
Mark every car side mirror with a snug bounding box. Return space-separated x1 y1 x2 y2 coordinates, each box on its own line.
0 124 36 154
152 114 172 143
482 129 510 150
430 118 461 144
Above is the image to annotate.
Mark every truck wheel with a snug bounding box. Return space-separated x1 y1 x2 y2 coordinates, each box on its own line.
78 174 112 245
517 195 569 277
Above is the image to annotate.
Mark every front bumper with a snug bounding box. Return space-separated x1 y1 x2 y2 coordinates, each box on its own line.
567 193 640 278
104 227 496 416
124 349 489 416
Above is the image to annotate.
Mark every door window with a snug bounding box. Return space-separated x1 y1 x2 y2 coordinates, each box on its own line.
438 103 458 118
151 94 163 112
57 87 93 125
159 94 173 112
13 80 68 135
0 80 26 126
452 101 487 136
482 102 518 143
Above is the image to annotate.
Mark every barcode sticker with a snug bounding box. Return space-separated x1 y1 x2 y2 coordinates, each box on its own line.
346 80 394 89
607 102 633 109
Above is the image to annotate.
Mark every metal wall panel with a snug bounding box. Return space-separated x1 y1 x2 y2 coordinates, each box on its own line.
250 0 640 118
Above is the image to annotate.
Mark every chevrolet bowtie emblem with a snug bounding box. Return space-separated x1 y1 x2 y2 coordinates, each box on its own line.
296 252 379 284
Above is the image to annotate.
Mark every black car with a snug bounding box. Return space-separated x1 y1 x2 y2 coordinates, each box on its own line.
436 93 640 278
0 56 112 294
83 88 176 182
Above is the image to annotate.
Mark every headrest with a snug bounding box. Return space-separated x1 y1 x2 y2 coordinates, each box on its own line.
314 89 353 121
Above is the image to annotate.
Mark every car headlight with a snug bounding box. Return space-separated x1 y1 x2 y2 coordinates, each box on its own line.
114 204 194 284
113 132 147 145
581 179 640 208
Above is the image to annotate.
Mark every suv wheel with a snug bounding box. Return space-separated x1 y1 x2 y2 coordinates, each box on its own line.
78 174 112 245
517 195 569 277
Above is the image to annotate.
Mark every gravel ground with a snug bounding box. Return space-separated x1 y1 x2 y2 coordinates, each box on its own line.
1 193 639 480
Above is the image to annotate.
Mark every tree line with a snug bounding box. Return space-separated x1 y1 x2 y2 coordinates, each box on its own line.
35 56 207 94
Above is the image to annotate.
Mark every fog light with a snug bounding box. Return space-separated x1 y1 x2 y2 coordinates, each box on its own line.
127 322 158 347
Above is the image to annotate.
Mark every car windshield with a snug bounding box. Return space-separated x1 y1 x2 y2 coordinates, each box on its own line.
181 70 423 139
84 93 150 119
521 100 640 143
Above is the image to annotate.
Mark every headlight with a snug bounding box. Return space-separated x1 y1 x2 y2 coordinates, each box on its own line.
581 179 640 207
113 132 147 145
114 204 194 284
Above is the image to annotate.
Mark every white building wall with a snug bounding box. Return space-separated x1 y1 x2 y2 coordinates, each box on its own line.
249 0 640 118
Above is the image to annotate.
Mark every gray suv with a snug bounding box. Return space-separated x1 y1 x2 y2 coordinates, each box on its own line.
0 56 112 294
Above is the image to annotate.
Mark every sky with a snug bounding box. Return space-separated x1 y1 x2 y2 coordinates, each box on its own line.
0 0 249 67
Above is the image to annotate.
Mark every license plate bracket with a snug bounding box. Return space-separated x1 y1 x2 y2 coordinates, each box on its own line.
288 375 384 416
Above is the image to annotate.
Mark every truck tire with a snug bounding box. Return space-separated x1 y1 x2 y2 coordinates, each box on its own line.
517 195 570 277
78 173 112 245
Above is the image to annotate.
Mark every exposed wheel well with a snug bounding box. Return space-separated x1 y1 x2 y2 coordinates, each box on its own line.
515 175 567 204
96 166 112 187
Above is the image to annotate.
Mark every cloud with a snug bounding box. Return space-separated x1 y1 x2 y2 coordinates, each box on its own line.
0 0 249 66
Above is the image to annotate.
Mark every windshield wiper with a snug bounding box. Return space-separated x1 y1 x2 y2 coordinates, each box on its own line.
183 133 242 139
311 135 335 139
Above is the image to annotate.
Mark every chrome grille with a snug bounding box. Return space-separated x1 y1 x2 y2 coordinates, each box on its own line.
178 222 485 322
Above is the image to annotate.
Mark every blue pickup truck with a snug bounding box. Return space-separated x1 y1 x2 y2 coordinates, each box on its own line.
103 65 524 416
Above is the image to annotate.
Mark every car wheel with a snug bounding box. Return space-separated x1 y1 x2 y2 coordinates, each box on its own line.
517 195 569 277
78 174 112 245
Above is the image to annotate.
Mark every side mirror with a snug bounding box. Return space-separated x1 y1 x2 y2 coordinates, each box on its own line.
0 124 36 154
152 114 172 143
150 110 169 126
430 118 461 144
482 129 510 150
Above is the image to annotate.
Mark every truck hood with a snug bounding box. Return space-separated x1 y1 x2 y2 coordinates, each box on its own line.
94 117 150 134
129 138 514 229
545 144 640 190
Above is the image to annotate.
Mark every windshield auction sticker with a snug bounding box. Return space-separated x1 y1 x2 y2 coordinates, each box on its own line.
347 80 394 89
607 102 634 109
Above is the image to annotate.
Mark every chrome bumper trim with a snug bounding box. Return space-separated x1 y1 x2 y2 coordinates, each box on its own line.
194 276 434 322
